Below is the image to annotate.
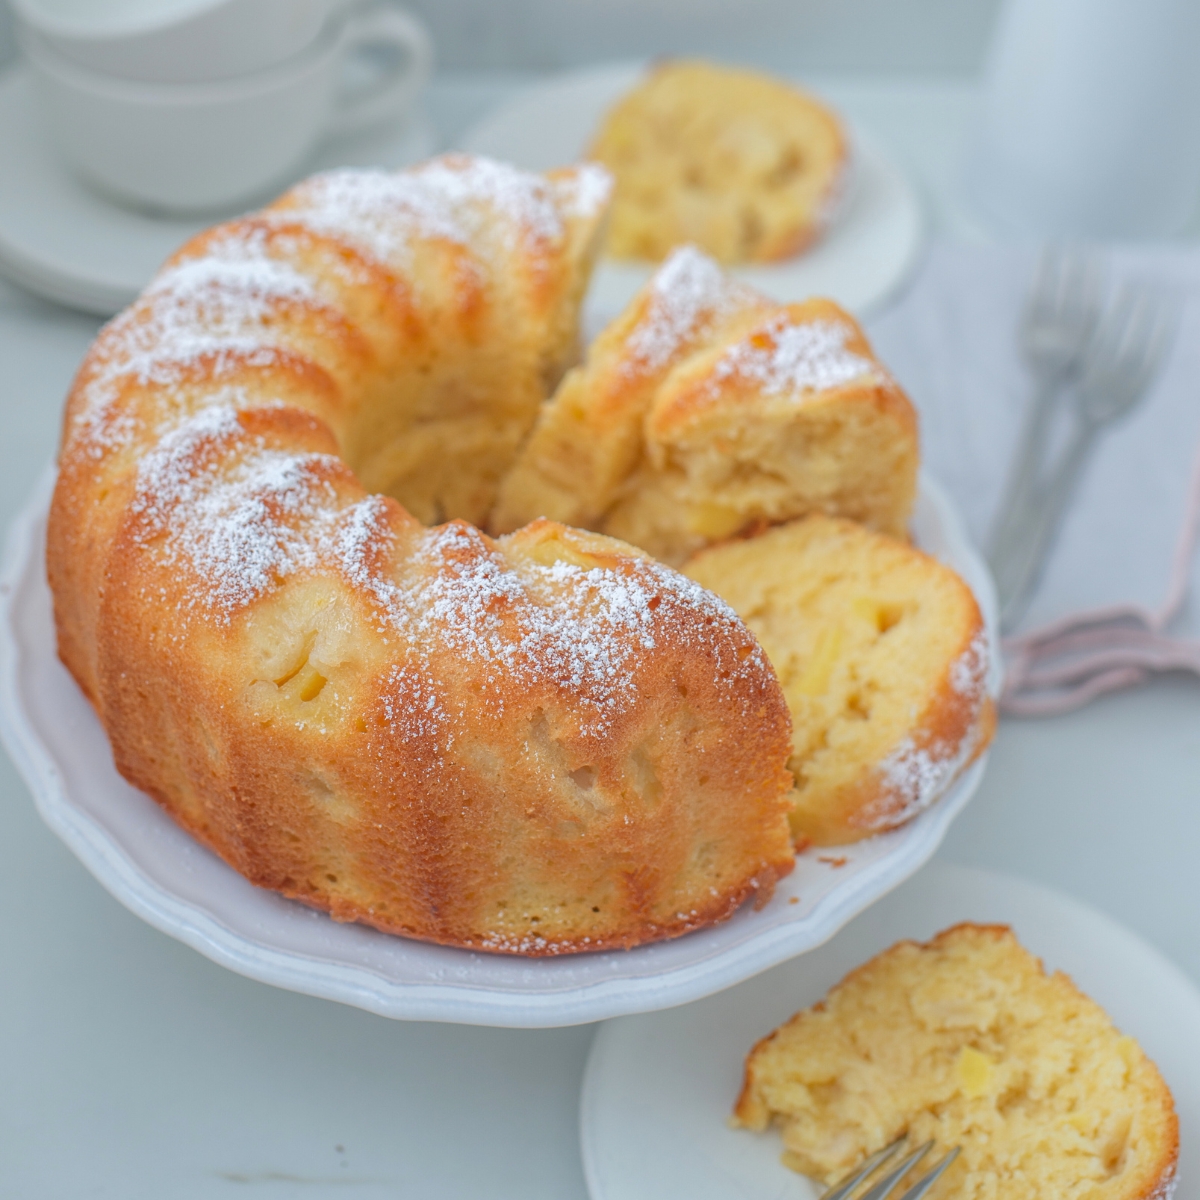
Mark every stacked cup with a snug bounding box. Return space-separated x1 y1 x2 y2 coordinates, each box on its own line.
11 0 433 215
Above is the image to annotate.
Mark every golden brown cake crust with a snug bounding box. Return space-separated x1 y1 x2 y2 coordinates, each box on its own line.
734 924 1179 1200
47 155 796 955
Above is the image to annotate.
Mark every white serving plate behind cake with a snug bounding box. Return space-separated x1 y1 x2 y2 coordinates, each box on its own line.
0 470 998 1028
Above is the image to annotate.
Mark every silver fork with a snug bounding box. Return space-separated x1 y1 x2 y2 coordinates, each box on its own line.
991 277 1180 631
988 246 1104 610
819 1139 960 1200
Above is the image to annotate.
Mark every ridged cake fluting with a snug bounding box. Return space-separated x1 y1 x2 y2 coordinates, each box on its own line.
47 155 797 954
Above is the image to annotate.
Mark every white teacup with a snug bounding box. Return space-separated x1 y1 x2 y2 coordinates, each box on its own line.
10 0 343 85
20 4 433 215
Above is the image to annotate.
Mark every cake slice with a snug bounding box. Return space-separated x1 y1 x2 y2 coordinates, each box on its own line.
589 59 848 264
684 515 993 846
733 924 1178 1200
492 247 919 567
491 246 771 540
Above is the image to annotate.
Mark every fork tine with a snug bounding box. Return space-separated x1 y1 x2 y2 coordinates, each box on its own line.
1057 247 1102 326
1080 281 1178 404
1027 245 1075 324
1116 287 1161 365
857 1141 934 1200
1081 283 1147 383
1023 244 1103 350
1129 292 1181 389
1026 245 1067 323
817 1139 906 1200
895 1148 960 1200
1089 282 1138 362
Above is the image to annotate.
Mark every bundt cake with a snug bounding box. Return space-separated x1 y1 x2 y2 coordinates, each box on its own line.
684 516 994 846
733 924 1178 1200
589 60 848 264
47 154 798 955
491 246 919 566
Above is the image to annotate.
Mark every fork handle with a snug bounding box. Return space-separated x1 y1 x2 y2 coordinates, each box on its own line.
994 417 1100 632
988 372 1069 589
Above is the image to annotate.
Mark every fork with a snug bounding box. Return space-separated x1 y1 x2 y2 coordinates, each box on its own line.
991 276 1180 632
987 246 1105 591
818 1139 960 1200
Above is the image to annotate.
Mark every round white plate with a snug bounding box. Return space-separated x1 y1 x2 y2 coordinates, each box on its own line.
581 861 1200 1200
459 61 926 326
0 65 435 316
0 470 998 1028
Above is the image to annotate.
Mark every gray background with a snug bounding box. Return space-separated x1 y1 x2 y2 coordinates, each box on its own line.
0 0 1003 74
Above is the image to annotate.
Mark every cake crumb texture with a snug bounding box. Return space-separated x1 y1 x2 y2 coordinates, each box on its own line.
590 59 847 264
685 515 994 846
733 924 1179 1200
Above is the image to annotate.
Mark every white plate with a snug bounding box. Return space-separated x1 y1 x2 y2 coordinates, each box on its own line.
581 861 1200 1199
459 61 925 326
0 470 998 1028
0 66 435 316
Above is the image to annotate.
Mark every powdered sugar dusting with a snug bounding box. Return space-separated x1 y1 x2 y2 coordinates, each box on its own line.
473 931 579 954
74 242 319 456
130 406 345 616
710 313 877 398
951 630 989 698
276 155 571 274
1147 1162 1178 1200
69 156 596 463
128 406 765 738
625 246 759 373
861 700 988 834
374 521 758 738
553 162 612 220
874 737 962 826
855 630 992 834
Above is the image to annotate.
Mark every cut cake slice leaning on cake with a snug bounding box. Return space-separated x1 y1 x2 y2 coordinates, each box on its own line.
684 515 994 847
490 246 919 566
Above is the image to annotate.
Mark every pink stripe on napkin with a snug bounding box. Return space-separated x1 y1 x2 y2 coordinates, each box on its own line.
1001 428 1200 715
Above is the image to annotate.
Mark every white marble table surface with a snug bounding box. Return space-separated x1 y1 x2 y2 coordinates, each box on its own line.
3 72 1199 1198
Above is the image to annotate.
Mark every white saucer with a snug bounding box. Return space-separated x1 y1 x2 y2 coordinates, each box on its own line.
581 861 1200 1200
0 65 436 316
0 469 998 1028
459 61 926 325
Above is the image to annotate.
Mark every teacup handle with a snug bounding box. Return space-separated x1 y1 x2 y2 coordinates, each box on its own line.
328 3 433 137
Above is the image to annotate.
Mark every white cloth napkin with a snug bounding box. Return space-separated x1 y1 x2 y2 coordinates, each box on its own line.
865 242 1200 709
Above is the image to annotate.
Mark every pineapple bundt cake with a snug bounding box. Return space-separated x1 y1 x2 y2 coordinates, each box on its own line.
734 924 1178 1200
47 155 798 955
